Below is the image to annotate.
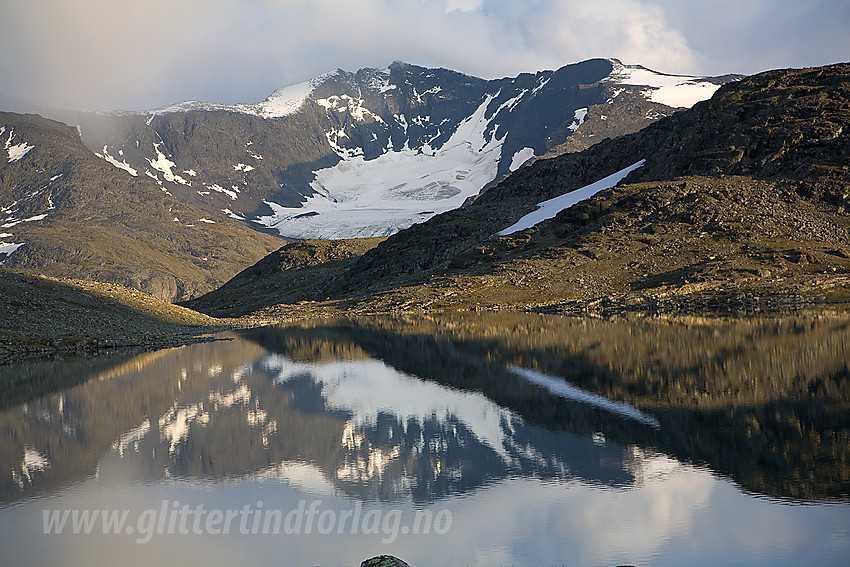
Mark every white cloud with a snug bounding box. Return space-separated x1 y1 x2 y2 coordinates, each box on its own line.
444 0 484 12
515 0 695 73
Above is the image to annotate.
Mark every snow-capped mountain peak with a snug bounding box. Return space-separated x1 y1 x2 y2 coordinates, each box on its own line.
68 58 740 240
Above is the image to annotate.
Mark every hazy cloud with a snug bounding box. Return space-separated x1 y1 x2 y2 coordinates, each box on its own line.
0 0 846 110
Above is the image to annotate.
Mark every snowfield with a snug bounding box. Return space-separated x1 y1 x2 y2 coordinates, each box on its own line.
606 60 722 108
498 160 645 236
253 80 316 118
3 127 35 163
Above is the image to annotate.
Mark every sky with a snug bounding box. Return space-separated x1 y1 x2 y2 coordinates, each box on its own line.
1 0 848 111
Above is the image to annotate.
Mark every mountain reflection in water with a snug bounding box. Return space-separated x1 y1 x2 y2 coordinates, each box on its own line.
1 331 636 505
2 312 848 505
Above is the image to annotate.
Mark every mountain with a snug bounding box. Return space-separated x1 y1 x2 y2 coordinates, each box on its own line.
50 58 735 240
0 113 284 301
184 62 850 317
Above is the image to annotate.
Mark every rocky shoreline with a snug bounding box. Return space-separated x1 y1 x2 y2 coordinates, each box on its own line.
0 332 232 366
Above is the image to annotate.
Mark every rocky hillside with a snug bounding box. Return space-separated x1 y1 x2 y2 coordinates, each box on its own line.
189 62 850 317
182 237 385 316
0 113 284 301
41 59 734 240
0 268 227 367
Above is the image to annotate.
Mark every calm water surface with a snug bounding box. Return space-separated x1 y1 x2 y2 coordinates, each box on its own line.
1 313 848 566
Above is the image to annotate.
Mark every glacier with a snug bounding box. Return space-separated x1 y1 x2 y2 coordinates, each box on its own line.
256 94 504 239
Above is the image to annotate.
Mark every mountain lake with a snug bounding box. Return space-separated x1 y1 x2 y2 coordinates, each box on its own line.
1 312 848 566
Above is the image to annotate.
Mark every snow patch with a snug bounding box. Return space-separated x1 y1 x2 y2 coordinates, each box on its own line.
568 108 588 132
4 128 34 163
509 366 660 428
233 163 255 172
531 76 551 96
205 183 239 200
497 89 528 113
316 94 384 123
0 242 24 255
606 88 625 103
509 147 534 172
646 83 721 108
222 208 245 220
158 402 210 455
99 145 138 176
112 420 151 457
21 447 50 480
498 160 645 235
146 143 181 183
607 61 721 108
